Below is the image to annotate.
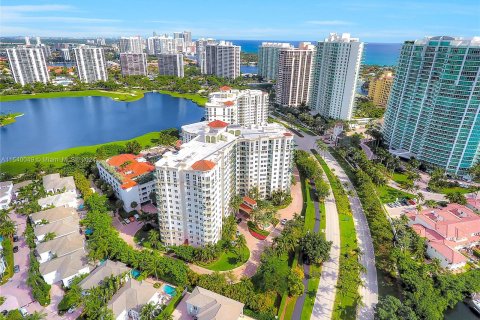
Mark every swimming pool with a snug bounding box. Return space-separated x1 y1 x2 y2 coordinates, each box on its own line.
163 284 176 296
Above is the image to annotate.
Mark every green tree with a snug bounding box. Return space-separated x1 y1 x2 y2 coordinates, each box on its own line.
374 295 418 320
445 192 467 205
131 201 138 210
287 266 305 297
299 232 332 264
125 141 142 154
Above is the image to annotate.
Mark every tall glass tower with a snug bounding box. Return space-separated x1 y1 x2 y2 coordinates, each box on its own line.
383 36 480 175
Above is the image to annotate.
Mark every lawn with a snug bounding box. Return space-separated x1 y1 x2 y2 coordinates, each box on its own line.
284 297 297 320
376 185 414 204
392 172 409 184
304 180 316 232
439 186 474 194
158 90 207 106
0 89 145 102
197 247 250 271
0 131 163 176
0 112 23 127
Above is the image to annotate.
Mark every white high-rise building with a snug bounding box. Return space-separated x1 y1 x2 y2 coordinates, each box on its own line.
309 33 363 120
258 42 293 81
205 87 269 125
25 37 31 46
205 41 240 78
196 38 216 74
74 46 107 83
183 31 192 45
61 48 71 61
158 53 184 77
6 46 50 85
156 121 293 246
147 36 175 55
275 43 315 107
119 36 143 53
35 37 41 45
120 53 147 76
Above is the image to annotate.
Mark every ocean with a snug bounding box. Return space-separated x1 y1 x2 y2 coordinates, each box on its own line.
230 40 402 67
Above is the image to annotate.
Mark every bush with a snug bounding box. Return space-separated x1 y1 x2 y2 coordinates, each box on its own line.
473 249 480 258
0 238 14 284
247 221 269 236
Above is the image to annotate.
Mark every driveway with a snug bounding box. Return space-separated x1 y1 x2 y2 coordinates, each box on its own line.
112 216 144 249
2 212 79 319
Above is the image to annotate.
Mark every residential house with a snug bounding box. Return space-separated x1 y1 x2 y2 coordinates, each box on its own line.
33 216 79 243
185 286 244 320
38 192 78 209
35 233 85 263
0 181 13 210
30 207 77 225
39 250 90 286
107 279 160 320
42 173 76 194
79 260 130 292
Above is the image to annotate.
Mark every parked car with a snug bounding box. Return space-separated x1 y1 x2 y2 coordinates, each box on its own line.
281 219 288 225
19 307 28 317
123 218 130 225
1 310 7 316
236 230 241 236
14 265 20 273
236 217 242 224
13 246 18 253
13 235 19 242
67 306 77 314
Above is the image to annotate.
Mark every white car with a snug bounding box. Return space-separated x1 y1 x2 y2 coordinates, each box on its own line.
281 219 288 225
124 218 130 224
19 307 28 317
67 306 77 314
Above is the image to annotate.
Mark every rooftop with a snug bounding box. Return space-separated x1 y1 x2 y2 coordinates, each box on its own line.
33 216 79 238
39 250 89 279
207 120 229 129
38 192 77 208
186 286 244 320
107 279 158 318
79 260 130 290
105 154 155 189
191 160 216 171
30 207 77 223
35 233 84 257
42 173 76 192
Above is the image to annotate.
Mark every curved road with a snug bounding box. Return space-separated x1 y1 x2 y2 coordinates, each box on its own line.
291 128 378 320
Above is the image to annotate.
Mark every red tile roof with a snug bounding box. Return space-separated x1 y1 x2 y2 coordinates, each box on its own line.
243 196 257 206
224 101 235 106
207 120 229 129
220 86 232 91
191 160 216 171
106 154 155 189
284 132 293 137
429 241 466 264
239 203 253 214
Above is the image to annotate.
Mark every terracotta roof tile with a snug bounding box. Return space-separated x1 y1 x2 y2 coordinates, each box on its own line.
191 160 216 171
243 196 257 206
219 86 232 91
106 154 155 189
207 120 229 129
224 101 235 106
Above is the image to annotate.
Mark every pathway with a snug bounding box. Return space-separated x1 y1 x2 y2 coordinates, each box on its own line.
288 124 378 320
292 181 321 319
311 169 341 320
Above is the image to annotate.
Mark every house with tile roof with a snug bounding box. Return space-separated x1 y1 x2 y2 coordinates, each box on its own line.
185 286 244 320
0 181 13 210
406 203 480 270
39 250 90 286
33 216 80 243
38 192 78 209
42 173 76 194
97 154 156 211
79 260 130 291
36 233 85 263
107 278 160 320
30 207 77 225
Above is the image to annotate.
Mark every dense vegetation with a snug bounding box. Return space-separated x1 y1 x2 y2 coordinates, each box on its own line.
353 96 385 118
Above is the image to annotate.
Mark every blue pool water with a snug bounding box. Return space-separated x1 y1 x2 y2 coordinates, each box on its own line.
0 92 204 160
163 284 176 296
132 269 141 279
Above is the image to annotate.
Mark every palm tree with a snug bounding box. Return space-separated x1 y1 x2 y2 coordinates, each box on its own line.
316 140 328 158
148 230 161 250
25 311 47 320
140 302 159 320
0 220 16 238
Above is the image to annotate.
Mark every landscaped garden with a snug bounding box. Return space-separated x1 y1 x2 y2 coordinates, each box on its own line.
198 247 250 271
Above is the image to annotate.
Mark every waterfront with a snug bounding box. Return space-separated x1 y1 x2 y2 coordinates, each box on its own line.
0 92 204 159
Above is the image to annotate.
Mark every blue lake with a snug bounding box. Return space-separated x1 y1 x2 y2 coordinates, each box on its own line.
0 92 205 160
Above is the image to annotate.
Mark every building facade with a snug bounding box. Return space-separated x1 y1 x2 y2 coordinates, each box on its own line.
258 42 293 81
147 36 175 55
74 46 108 83
195 38 216 74
158 53 184 77
120 53 147 76
383 36 480 175
275 43 315 107
205 41 240 78
97 154 156 211
156 121 293 246
368 71 394 107
61 48 71 61
6 46 50 85
205 86 269 125
119 36 143 54
309 33 363 120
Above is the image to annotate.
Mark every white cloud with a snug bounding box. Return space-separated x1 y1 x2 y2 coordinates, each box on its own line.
1 4 74 12
305 20 354 26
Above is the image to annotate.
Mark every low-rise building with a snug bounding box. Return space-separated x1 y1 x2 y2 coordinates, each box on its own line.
42 173 76 194
406 203 480 270
97 154 156 211
107 279 160 320
79 260 130 292
33 216 79 243
0 181 13 210
185 286 244 320
38 192 78 209
39 250 90 286
205 87 268 126
30 207 77 225
35 233 84 263
12 180 32 198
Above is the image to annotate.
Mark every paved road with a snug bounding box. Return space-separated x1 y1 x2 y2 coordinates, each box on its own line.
290 128 378 320
311 169 340 320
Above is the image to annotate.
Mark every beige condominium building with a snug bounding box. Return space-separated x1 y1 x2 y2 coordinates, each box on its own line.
368 71 394 107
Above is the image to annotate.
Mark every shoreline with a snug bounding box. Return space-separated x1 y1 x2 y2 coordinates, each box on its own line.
0 131 165 176
0 89 207 106
0 112 24 127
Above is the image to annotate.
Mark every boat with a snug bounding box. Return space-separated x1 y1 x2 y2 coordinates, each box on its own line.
469 293 480 315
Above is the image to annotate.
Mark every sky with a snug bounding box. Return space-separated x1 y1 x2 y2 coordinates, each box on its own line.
1 0 479 42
